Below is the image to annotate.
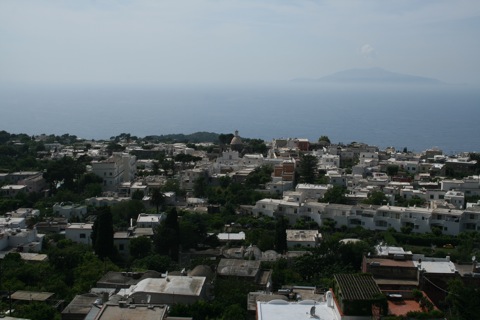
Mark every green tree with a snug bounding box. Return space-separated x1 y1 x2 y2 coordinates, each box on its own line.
193 176 209 198
110 199 145 228
91 207 115 259
298 154 318 184
245 165 273 188
106 141 125 154
275 216 288 254
154 208 180 261
43 156 86 191
320 186 348 204
13 302 60 320
150 188 165 213
446 278 480 319
386 165 399 176
218 133 235 146
318 135 331 144
131 189 145 201
129 236 152 260
221 304 248 320
363 190 388 205
132 254 176 272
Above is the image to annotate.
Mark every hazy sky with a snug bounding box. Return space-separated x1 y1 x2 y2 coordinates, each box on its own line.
1 0 479 85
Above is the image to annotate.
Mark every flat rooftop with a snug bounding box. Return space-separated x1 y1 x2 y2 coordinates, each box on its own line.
217 259 261 278
11 290 54 301
126 276 206 297
257 300 338 320
94 304 167 320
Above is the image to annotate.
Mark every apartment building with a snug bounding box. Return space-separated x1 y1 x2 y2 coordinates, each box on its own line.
91 152 137 191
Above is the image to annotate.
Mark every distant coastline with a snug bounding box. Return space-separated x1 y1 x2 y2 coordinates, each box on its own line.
0 83 479 154
291 67 445 85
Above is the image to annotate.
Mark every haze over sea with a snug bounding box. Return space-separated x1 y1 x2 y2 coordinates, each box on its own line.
1 83 479 155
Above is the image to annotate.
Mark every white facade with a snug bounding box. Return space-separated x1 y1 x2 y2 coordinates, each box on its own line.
0 228 44 252
295 184 331 201
286 230 321 248
256 294 339 320
253 194 478 236
444 190 465 209
86 196 130 207
441 176 480 197
91 152 136 191
1 185 27 197
318 154 340 170
0 217 26 229
359 152 378 166
136 213 164 228
242 154 265 166
65 223 94 245
53 203 87 220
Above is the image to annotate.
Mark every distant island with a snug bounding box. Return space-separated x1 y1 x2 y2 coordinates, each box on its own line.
292 67 444 84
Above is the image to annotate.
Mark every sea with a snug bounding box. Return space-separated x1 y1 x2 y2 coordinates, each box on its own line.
1 82 479 154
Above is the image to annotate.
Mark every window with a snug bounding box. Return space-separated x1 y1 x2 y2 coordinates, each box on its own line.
375 220 387 227
80 233 86 239
119 244 125 251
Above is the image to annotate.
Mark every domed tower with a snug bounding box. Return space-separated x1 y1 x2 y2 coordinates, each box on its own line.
230 130 244 152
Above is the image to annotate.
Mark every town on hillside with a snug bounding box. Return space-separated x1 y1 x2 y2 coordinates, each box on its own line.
0 129 479 320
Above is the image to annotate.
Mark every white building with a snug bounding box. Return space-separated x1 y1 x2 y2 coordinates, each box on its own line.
53 203 87 220
444 190 465 209
286 230 321 248
256 293 339 320
242 154 265 166
65 223 94 245
5 208 40 219
0 217 26 229
136 213 164 228
86 196 130 207
295 184 331 201
120 276 207 305
0 228 44 252
91 152 137 191
318 154 340 170
1 185 27 197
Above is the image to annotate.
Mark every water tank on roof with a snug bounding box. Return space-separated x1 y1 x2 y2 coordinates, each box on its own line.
326 291 333 308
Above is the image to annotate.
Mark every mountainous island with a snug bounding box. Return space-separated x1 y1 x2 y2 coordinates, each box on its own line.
292 67 443 84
